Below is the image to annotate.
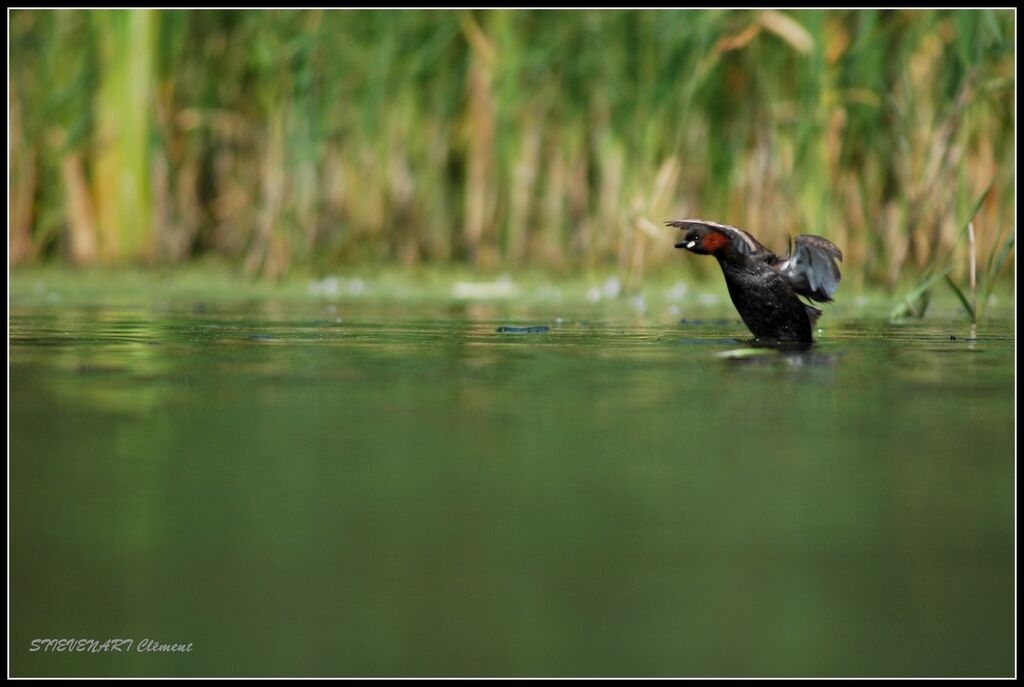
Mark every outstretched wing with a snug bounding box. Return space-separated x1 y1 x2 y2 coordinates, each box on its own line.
773 235 843 303
665 219 773 258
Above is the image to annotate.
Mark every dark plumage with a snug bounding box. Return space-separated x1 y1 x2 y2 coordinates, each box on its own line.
666 219 843 344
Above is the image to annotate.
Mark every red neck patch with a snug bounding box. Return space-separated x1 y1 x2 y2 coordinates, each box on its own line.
701 230 730 253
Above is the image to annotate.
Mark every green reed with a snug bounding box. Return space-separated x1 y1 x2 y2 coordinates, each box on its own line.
9 9 1015 287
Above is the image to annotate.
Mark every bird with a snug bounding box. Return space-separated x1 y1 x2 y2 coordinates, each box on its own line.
666 219 842 344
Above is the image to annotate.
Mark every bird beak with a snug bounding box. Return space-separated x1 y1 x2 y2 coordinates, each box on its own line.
674 240 696 250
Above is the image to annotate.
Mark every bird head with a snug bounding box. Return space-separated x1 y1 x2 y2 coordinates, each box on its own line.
672 224 730 255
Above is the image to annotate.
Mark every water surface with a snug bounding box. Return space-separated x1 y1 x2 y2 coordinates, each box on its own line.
9 300 1015 676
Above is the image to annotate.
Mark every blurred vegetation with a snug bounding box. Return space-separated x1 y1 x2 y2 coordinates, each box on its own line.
8 9 1015 288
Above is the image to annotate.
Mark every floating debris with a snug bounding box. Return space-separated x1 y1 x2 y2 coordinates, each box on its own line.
715 347 778 359
496 326 550 334
602 276 621 299
678 338 739 346
584 276 623 303
697 293 721 306
666 282 689 301
533 285 562 301
452 278 519 300
308 276 367 298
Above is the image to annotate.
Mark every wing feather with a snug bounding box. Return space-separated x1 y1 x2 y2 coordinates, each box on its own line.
774 235 843 302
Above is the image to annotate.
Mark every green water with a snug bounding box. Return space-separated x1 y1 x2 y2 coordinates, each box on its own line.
9 297 1015 677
